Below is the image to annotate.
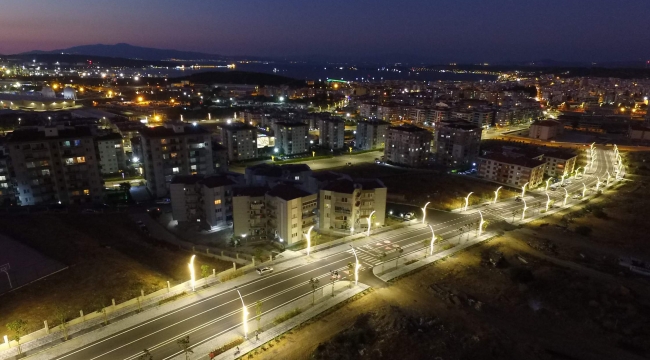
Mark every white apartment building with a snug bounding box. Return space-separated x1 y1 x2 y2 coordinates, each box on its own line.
318 118 345 150
529 120 563 140
544 151 577 177
170 174 236 230
140 124 215 198
384 124 433 167
6 126 104 205
232 184 317 245
96 132 125 175
216 122 258 161
319 178 386 234
355 119 389 150
477 153 545 188
272 121 309 155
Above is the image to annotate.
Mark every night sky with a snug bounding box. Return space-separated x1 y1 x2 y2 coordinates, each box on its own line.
1 0 649 62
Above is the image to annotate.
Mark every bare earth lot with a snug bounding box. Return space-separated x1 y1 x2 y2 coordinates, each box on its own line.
0 213 231 337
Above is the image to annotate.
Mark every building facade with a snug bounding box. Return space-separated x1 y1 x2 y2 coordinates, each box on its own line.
140 124 215 198
529 120 563 140
355 119 389 150
96 132 125 175
319 179 386 234
273 121 309 155
477 153 545 188
216 122 258 161
544 152 577 177
6 126 104 205
434 120 481 169
384 125 433 167
318 118 345 150
170 174 236 230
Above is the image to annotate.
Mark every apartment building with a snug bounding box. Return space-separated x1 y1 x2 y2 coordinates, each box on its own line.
384 124 432 167
355 119 389 150
319 178 386 234
170 174 236 229
529 120 563 140
215 122 258 161
544 151 577 177
245 163 312 190
96 132 125 175
0 137 18 206
477 153 545 188
434 120 481 169
318 118 345 150
272 121 309 155
232 184 317 245
6 126 104 205
140 124 215 198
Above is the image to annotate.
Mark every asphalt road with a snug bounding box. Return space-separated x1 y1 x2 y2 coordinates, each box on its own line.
50 148 618 360
230 150 382 174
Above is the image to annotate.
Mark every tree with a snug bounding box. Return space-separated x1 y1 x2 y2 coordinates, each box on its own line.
177 336 193 360
200 264 210 285
255 300 263 331
6 319 27 355
54 306 70 341
308 278 320 305
138 349 154 360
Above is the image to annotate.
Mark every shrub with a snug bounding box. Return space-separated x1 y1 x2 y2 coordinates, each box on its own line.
209 337 244 358
273 307 302 325
575 225 592 236
220 269 244 282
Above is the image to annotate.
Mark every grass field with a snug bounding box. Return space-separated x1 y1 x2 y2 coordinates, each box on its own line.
0 213 231 337
315 163 518 210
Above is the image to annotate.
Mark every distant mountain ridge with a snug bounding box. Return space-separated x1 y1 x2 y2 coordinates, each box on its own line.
20 43 228 61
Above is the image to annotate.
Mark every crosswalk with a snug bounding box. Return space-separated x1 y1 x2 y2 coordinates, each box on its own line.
346 239 407 270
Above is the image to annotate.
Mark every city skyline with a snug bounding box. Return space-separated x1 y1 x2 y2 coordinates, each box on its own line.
1 0 649 63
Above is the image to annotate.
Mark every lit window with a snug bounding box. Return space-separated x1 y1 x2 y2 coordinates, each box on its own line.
76 157 86 163
214 199 222 205
83 189 90 195
172 167 180 174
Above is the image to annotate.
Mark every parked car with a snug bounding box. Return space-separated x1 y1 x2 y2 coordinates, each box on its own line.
256 266 274 275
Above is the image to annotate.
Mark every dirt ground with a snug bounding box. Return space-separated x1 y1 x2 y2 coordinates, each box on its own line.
0 213 231 337
316 164 518 210
251 181 650 360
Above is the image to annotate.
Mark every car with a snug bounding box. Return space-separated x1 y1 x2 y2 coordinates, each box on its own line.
375 159 381 164
256 266 274 275
346 162 352 166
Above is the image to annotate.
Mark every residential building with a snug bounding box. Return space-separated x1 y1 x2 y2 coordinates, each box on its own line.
96 132 125 175
319 178 386 234
529 120 563 140
170 174 236 230
318 118 345 150
543 151 578 177
6 126 104 205
245 163 312 191
384 124 432 167
211 142 228 172
140 124 214 198
434 120 481 169
0 137 18 206
355 119 389 150
215 122 258 161
232 184 317 245
477 153 546 188
272 121 309 155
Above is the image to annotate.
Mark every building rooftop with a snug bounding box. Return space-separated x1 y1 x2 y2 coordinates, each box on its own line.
543 150 578 160
438 120 480 131
233 186 269 197
358 119 390 125
532 120 562 127
96 132 123 141
201 175 237 188
247 163 311 178
388 124 430 133
355 178 386 190
6 126 93 142
322 179 356 193
217 121 256 131
274 121 308 127
479 152 546 168
267 184 313 201
139 124 209 138
171 175 204 185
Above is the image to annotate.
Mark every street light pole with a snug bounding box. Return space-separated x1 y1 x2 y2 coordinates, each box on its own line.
236 289 248 339
421 202 430 224
596 177 601 192
305 225 314 256
582 183 587 198
563 188 568 206
428 224 436 256
188 255 196 292
545 192 551 212
521 182 529 198
464 192 473 212
493 186 502 204
545 178 551 191
521 198 528 221
349 245 359 286
478 210 484 237
366 210 376 237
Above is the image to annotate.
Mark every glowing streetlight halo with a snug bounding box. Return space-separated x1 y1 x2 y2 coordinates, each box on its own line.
188 255 196 292
545 178 551 191
236 289 248 339
349 245 360 286
305 225 314 256
521 182 529 198
563 188 568 206
427 224 436 256
478 210 484 237
421 202 430 224
463 192 473 212
521 198 528 221
366 210 376 237
545 192 551 212
493 186 502 204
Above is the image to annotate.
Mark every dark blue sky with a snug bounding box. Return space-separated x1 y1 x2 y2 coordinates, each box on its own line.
1 0 649 62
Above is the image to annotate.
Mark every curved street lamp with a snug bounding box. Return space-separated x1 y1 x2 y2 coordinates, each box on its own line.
493 186 502 204
305 225 314 256
561 172 567 186
545 192 551 212
606 170 611 186
428 224 436 256
463 192 473 212
582 183 587 198
366 210 376 237
521 182 529 198
521 198 528 221
596 176 601 192
188 255 196 292
349 245 359 286
421 202 430 224
236 288 248 339
545 178 551 191
478 210 484 237
563 188 569 206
